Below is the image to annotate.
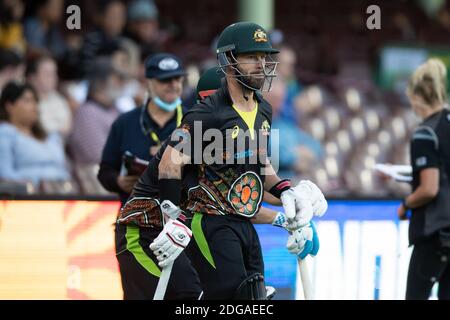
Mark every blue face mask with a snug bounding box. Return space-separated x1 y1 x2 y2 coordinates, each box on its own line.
153 96 181 112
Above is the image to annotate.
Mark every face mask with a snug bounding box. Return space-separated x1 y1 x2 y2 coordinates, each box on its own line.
108 86 122 101
153 96 181 112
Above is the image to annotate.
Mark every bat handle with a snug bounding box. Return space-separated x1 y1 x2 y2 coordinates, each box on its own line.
298 258 314 300
153 261 174 300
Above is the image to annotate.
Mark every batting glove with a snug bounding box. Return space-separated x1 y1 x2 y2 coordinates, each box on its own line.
149 219 192 268
286 221 320 260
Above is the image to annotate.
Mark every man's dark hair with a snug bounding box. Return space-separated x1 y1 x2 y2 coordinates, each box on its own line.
0 49 22 72
87 58 121 98
97 0 124 14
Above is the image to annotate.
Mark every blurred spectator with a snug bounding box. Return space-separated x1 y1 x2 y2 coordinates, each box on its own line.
181 64 200 108
0 0 26 55
0 49 24 93
60 38 133 113
0 81 70 186
125 0 163 54
276 45 303 122
393 12 416 41
23 0 67 59
269 29 284 47
99 38 144 113
265 80 323 177
80 0 127 76
68 60 122 165
98 52 186 205
26 54 72 138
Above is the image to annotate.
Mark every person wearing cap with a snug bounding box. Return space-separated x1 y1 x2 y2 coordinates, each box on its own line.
98 53 187 207
155 22 327 299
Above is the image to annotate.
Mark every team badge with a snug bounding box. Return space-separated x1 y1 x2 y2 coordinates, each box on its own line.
253 29 268 42
158 57 179 70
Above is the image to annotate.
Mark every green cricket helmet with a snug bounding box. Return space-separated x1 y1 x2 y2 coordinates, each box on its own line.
216 22 279 92
196 67 224 100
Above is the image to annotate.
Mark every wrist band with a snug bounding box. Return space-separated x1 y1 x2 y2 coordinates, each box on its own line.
269 179 291 199
272 211 287 228
159 179 182 206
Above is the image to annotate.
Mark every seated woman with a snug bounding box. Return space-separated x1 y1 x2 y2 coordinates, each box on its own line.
0 81 70 187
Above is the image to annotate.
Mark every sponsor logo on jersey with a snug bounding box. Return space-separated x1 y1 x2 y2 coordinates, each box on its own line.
231 125 240 139
416 156 427 167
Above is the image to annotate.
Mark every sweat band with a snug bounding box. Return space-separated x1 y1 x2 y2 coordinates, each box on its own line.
268 179 291 199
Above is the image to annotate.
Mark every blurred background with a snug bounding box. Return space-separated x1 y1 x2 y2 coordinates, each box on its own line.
1 0 450 300
1 0 450 199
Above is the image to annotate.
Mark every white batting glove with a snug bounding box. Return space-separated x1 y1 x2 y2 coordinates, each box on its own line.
286 226 313 259
280 188 314 231
294 180 327 217
286 221 320 260
149 219 192 268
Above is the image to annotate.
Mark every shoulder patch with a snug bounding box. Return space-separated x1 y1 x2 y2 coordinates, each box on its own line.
415 156 427 167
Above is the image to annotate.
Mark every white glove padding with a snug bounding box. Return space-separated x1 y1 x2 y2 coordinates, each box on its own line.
287 221 319 260
280 188 314 231
149 219 192 268
295 180 327 217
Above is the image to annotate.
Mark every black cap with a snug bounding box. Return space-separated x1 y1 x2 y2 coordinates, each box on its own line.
145 53 187 80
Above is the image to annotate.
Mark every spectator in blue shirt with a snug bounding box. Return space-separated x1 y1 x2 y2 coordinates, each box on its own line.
0 81 69 186
23 0 67 59
276 45 303 123
98 53 187 205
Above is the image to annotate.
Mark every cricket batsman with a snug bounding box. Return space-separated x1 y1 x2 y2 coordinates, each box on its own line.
115 64 321 299
155 22 327 300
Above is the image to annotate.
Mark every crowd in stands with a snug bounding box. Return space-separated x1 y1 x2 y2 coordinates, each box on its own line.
0 0 449 197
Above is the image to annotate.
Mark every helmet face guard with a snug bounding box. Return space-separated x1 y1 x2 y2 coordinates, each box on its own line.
217 45 278 92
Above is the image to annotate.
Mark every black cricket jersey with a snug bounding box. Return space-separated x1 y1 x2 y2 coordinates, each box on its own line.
169 80 273 218
409 108 450 245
